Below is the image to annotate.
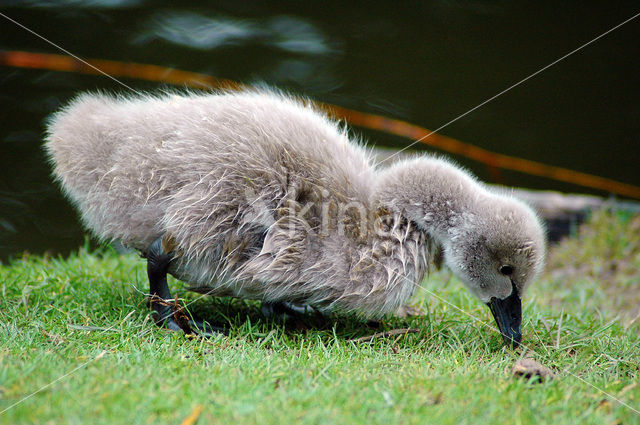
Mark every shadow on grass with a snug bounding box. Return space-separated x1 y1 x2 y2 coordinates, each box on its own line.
174 293 386 339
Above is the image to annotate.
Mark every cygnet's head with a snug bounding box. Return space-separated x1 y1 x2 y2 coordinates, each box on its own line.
443 193 546 346
376 156 546 346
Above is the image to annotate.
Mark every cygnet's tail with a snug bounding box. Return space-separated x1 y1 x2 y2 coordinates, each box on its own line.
46 93 121 200
45 92 163 249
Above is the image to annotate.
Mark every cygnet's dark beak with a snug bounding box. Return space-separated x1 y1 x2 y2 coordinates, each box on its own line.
486 281 522 348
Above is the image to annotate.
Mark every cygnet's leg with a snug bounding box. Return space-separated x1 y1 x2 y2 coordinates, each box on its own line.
146 237 225 336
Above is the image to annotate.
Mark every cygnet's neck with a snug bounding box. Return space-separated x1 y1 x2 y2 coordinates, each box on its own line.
375 158 485 243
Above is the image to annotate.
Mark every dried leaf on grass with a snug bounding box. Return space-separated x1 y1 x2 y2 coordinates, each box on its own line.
511 358 555 382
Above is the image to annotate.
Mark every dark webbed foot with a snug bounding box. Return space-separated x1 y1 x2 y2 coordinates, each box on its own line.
261 301 320 320
146 237 226 336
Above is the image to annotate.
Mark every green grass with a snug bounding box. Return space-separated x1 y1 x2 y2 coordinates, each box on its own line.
1 210 639 424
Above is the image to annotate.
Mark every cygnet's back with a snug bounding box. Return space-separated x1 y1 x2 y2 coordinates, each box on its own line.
46 90 374 252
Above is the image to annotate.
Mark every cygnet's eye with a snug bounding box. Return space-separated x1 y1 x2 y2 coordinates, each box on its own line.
499 265 514 276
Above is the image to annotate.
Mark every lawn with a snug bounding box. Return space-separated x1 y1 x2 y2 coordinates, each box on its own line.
0 210 638 424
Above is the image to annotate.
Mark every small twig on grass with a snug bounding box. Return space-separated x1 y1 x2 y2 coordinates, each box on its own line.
179 404 203 425
627 310 640 328
349 328 420 343
618 382 638 397
68 324 118 332
41 330 66 344
539 317 550 333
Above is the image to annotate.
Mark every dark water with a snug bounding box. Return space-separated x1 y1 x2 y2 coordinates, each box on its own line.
1 1 639 261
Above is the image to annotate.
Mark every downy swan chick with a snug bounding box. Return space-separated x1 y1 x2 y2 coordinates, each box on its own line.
45 89 546 346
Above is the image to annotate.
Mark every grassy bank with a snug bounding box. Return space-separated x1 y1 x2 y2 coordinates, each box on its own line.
0 210 638 424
